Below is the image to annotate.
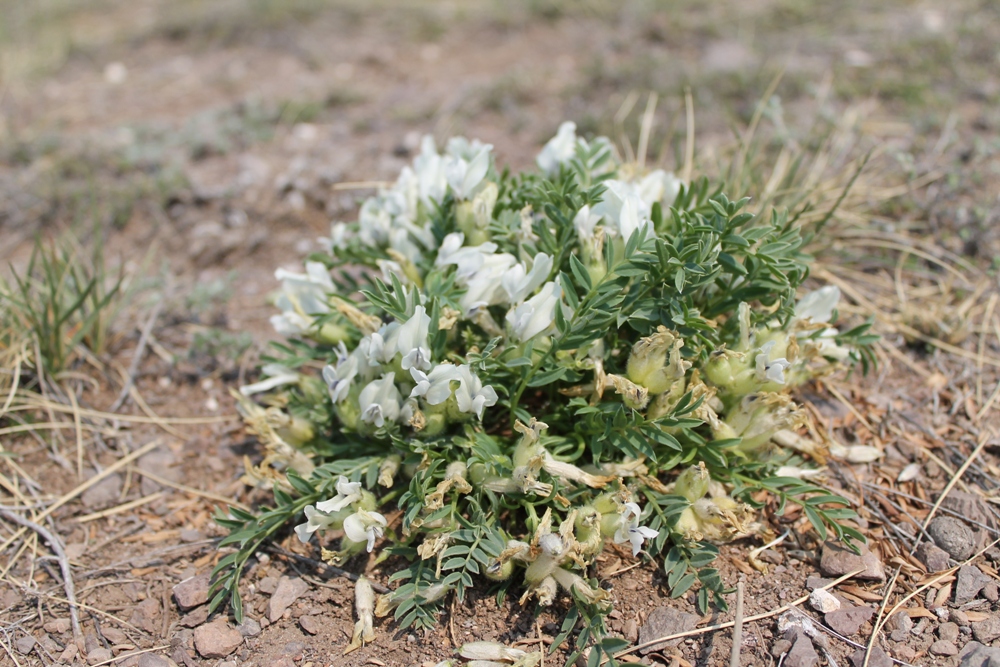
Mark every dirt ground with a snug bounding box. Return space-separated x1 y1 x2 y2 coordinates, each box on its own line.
2 1 1000 666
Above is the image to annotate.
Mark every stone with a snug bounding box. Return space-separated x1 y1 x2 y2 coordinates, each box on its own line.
81 472 123 510
973 615 1000 643
894 645 916 662
43 618 71 634
809 589 841 613
771 639 792 657
258 576 278 595
268 576 310 623
825 605 875 636
940 622 961 642
956 565 992 606
130 598 161 634
299 615 319 635
930 640 959 656
805 577 833 591
637 607 700 654
954 610 971 626
137 450 180 496
886 611 912 641
102 626 128 645
137 655 176 667
784 631 819 667
179 605 211 628
15 635 35 654
915 541 951 572
984 581 1000 603
281 641 307 659
271 659 296 667
193 620 243 659
624 619 638 643
849 646 891 667
88 648 114 665
928 516 977 561
173 574 211 611
237 618 262 637
819 541 885 581
960 641 1000 667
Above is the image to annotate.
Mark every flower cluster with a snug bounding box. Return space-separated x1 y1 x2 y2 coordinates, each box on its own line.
218 120 871 651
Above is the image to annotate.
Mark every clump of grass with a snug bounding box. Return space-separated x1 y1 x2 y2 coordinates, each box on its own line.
1 230 124 375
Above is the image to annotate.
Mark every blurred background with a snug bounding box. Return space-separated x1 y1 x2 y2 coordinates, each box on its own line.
0 0 997 340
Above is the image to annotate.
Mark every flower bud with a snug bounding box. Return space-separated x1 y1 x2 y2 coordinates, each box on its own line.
674 462 710 502
378 455 401 488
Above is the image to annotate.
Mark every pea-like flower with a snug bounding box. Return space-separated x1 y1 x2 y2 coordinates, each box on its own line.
537 121 579 175
454 365 498 419
316 476 364 513
239 363 301 397
358 373 403 428
612 502 660 556
343 509 388 552
294 505 341 543
409 363 461 405
506 281 563 341
755 341 792 385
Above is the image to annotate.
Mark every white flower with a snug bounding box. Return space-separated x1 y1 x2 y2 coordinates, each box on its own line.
410 364 461 405
316 476 364 514
414 136 448 205
294 504 340 543
795 286 840 324
454 365 498 419
323 347 360 404
435 233 500 280
270 261 335 336
343 509 388 552
636 170 683 210
573 204 601 242
240 363 300 396
459 252 516 313
613 502 659 557
537 121 579 174
506 281 562 341
501 253 553 304
358 373 403 428
445 143 492 200
393 306 432 371
755 341 791 385
616 193 652 243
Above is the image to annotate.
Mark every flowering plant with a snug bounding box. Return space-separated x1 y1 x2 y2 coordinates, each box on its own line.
213 122 874 661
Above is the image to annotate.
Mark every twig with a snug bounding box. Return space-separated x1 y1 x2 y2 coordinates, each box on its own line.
109 300 163 413
75 492 163 523
730 581 744 667
131 468 250 511
0 509 82 643
616 570 864 658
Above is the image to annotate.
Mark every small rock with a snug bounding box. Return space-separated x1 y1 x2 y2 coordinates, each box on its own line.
88 647 114 665
102 626 127 645
960 641 1000 666
193 620 243 659
956 565 992 606
915 541 952 572
268 576 310 623
983 581 1000 603
130 598 160 634
771 639 792 658
637 607 700 654
43 618 71 634
137 655 175 667
930 640 959 656
940 622 961 642
282 641 307 659
179 529 202 543
15 635 35 654
299 616 319 635
237 618 262 638
894 645 916 662
258 576 278 595
928 516 977 561
179 605 211 628
972 615 1000 643
271 659 296 667
819 541 885 581
805 577 833 591
173 574 211 611
886 611 913 642
825 605 875 636
849 646 892 667
138 451 179 495
809 589 841 613
81 472 123 510
953 610 971 626
784 631 819 667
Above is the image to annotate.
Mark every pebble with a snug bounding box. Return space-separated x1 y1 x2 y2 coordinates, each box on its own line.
809 589 841 613
930 640 959 656
268 576 310 623
137 655 175 667
983 581 999 603
299 616 319 635
894 645 916 662
81 472 123 510
783 631 819 667
915 541 951 572
805 577 833 590
960 641 1000 666
130 598 161 634
886 611 912 642
928 516 977 561
102 626 127 645
771 639 792 658
193 620 243 659
825 605 875 636
15 635 35 654
955 565 992 606
953 610 971 626
637 607 700 654
623 619 638 643
179 605 211 628
849 646 891 667
972 614 1000 643
940 621 960 642
173 574 211 611
237 618 262 638
43 618 71 634
87 648 114 665
819 541 885 581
